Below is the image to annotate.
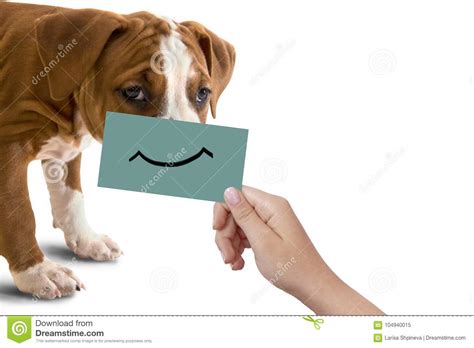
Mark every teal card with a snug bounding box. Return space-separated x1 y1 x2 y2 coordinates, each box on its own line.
98 112 248 202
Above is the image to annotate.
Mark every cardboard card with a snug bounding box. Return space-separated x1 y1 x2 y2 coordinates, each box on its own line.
98 112 248 202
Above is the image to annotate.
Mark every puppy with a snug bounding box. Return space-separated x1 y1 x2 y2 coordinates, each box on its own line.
0 2 235 299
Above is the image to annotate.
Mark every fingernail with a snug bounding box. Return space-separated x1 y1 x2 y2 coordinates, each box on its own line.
220 251 226 263
224 187 240 206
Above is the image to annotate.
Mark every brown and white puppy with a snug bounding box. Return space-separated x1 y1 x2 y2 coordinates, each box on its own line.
0 2 235 299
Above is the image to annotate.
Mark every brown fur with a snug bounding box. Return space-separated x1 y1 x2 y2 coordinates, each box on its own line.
0 2 235 274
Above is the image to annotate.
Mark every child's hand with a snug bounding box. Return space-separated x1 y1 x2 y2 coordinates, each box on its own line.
213 186 384 315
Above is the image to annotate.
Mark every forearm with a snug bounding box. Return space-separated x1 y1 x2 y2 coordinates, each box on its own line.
297 264 384 315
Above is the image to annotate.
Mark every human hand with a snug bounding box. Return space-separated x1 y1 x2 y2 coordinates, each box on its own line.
213 186 384 315
213 186 325 299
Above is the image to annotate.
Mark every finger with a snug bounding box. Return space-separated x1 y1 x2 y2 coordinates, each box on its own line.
213 202 229 230
237 226 246 239
231 232 240 249
223 187 277 248
215 234 234 264
215 215 238 263
231 257 245 270
236 227 250 248
237 240 246 255
242 185 298 238
241 186 286 223
229 229 244 263
221 188 272 229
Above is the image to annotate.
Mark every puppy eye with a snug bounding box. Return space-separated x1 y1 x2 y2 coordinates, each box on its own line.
121 86 145 101
196 87 211 107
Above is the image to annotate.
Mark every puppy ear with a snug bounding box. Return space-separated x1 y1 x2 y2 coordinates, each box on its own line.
180 21 235 118
34 9 126 101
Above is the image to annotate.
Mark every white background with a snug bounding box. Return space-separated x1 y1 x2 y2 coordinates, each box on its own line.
1 0 474 317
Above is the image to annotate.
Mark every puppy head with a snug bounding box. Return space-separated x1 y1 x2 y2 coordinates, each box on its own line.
34 9 235 140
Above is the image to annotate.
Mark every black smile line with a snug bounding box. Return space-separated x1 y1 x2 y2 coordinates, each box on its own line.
129 147 214 167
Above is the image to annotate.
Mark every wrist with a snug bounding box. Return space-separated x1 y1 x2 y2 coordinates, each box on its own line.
287 255 336 307
298 265 341 312
297 264 384 315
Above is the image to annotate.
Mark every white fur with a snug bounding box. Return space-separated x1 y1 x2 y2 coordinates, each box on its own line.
36 111 93 161
42 162 122 261
11 259 84 299
160 28 200 122
39 111 122 261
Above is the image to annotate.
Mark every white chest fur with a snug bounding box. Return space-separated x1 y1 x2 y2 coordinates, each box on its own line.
36 111 93 162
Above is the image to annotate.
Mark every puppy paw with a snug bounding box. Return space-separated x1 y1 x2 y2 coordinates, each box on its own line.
12 259 84 300
67 234 122 261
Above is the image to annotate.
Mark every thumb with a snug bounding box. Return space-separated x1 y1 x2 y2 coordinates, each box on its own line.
223 187 276 246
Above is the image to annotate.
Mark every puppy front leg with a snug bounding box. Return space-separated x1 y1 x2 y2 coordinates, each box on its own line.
42 154 122 261
0 148 82 299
